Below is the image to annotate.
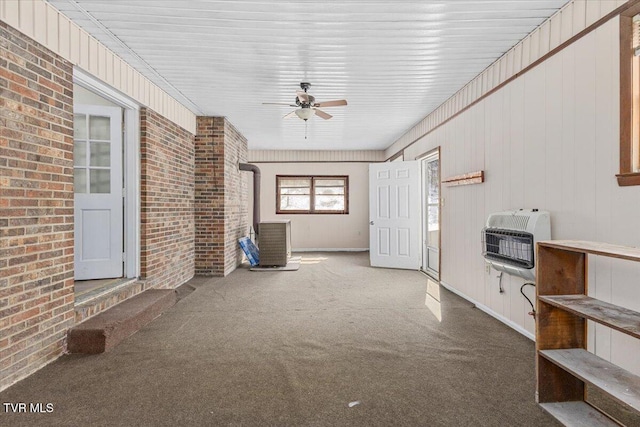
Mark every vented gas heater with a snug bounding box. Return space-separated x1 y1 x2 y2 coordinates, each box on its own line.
481 209 550 280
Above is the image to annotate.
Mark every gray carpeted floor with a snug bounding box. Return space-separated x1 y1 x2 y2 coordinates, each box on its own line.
0 252 559 426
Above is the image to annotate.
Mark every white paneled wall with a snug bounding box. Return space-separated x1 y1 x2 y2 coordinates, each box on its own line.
0 0 196 133
385 0 629 160
402 17 640 375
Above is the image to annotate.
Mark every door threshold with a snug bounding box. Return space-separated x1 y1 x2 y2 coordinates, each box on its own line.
74 277 138 306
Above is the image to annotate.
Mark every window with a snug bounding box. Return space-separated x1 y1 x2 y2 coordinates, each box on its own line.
276 176 348 214
619 8 640 186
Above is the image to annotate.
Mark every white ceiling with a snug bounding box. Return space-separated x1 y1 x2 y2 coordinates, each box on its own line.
48 0 570 151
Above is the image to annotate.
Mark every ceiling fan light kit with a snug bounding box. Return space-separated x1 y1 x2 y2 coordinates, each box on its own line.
295 108 315 121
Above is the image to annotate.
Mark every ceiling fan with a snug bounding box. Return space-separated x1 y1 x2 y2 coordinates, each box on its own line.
263 82 347 121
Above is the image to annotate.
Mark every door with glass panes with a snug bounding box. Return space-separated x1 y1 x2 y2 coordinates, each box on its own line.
73 105 123 280
421 152 440 278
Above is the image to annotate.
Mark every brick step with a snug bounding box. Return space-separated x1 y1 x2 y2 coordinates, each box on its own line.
67 289 177 354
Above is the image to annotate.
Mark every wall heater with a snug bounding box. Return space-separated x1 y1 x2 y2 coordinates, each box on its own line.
481 209 550 280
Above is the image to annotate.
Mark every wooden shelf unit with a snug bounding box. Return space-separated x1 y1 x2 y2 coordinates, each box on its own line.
536 240 640 426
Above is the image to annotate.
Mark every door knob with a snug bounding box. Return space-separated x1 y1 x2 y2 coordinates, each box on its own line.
370 221 374 225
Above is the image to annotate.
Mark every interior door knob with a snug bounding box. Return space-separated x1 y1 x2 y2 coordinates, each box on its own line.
370 221 374 225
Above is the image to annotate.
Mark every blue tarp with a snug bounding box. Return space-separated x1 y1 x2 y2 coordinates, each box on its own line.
238 237 259 266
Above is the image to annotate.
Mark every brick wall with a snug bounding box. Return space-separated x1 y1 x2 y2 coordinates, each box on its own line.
194 117 224 275
194 117 248 276
222 120 248 274
140 108 195 289
0 22 75 390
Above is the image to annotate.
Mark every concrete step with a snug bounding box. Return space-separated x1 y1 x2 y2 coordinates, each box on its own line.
67 289 177 354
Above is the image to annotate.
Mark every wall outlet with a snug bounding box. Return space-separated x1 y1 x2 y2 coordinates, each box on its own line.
485 264 491 274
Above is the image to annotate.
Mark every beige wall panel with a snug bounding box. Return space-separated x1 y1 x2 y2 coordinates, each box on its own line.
572 0 587 36
58 14 70 59
19 0 34 37
69 24 79 64
46 6 59 52
79 31 89 71
600 0 618 15
529 28 541 64
522 37 532 70
560 3 574 43
539 21 551 58
33 0 47 46
89 38 98 75
585 0 601 27
549 13 562 51
105 48 113 84
513 43 523 74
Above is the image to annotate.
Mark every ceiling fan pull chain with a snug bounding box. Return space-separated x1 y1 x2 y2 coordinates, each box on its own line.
305 121 308 140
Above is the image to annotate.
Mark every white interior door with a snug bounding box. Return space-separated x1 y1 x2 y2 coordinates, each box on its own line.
421 153 440 278
369 161 421 269
73 105 123 280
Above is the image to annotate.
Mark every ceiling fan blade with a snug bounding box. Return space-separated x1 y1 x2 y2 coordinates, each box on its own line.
296 90 309 103
314 99 347 108
314 109 332 120
263 102 297 106
283 110 298 119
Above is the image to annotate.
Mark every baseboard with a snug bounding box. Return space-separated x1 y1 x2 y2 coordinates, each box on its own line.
440 281 535 341
293 248 369 252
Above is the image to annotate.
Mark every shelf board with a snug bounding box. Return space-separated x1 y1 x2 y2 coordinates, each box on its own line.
539 402 620 427
537 240 640 262
539 295 640 340
539 349 640 412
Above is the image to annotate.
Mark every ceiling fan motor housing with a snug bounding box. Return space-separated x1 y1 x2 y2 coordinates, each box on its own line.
295 94 315 107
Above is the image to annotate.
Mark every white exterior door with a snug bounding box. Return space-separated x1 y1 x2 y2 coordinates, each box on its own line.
369 161 421 269
421 153 440 278
73 105 123 280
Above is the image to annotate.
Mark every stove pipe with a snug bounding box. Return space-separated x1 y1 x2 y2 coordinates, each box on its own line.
239 163 261 236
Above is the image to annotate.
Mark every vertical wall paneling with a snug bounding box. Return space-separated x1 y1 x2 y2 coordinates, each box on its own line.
4 1 19 26
572 0 587 36
573 35 597 241
58 14 69 59
559 45 576 240
398 18 640 365
19 0 33 36
586 0 601 27
539 21 551 58
88 37 98 75
560 3 575 43
33 0 47 45
549 13 562 51
544 54 564 235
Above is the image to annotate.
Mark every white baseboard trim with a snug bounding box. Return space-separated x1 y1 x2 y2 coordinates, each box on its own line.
440 281 535 342
293 248 369 252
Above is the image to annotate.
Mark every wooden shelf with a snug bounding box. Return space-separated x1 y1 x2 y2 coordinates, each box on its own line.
537 241 640 426
539 295 640 340
537 240 640 262
540 349 640 412
539 402 620 427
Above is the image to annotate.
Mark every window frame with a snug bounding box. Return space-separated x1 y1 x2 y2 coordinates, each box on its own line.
619 5 640 186
276 175 349 215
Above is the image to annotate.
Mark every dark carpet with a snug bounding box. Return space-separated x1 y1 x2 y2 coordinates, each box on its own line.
0 252 558 426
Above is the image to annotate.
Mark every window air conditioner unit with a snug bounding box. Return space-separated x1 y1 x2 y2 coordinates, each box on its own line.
481 209 550 281
258 220 291 267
